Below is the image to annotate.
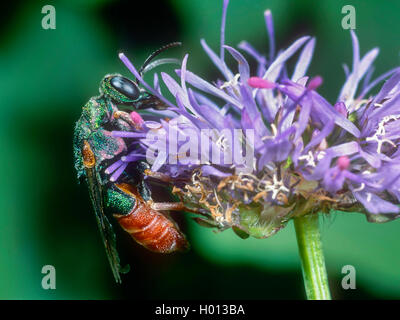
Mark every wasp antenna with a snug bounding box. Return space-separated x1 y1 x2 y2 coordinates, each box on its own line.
141 58 181 75
138 42 182 79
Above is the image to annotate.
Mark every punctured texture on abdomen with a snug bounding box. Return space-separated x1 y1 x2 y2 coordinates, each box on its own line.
116 202 188 253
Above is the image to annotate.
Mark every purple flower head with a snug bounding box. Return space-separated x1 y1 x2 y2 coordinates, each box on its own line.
108 0 400 238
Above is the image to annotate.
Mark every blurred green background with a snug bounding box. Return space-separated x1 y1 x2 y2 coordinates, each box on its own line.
1 0 399 299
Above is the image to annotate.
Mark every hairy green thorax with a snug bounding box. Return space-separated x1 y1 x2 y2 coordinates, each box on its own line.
73 97 125 180
81 98 111 130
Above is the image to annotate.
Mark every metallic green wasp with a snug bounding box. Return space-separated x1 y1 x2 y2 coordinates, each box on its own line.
73 43 192 283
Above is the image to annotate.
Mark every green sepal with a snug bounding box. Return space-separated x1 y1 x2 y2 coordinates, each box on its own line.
232 225 250 239
238 202 293 239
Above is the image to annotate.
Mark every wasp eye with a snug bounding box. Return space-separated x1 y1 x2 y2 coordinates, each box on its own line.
110 76 140 101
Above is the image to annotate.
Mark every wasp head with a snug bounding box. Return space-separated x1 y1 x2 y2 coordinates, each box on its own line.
101 74 169 110
101 74 141 105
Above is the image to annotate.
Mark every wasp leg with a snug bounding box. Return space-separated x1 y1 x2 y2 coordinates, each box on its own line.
143 168 189 183
150 202 186 211
150 201 209 216
144 169 173 182
112 110 145 131
134 166 208 216
113 110 132 124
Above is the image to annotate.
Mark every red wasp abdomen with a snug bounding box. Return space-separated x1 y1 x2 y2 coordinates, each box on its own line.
114 183 189 253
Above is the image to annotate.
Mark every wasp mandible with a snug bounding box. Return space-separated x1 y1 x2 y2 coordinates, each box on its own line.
73 43 194 283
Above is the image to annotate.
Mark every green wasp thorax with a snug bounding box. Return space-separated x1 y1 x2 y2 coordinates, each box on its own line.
82 98 112 130
73 97 126 180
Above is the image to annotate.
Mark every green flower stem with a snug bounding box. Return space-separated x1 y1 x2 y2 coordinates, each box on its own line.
294 213 331 300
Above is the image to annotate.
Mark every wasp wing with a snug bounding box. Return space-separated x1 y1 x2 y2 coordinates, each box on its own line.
85 167 127 283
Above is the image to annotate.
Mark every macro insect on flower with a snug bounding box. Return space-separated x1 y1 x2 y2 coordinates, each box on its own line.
96 0 400 296
74 0 399 296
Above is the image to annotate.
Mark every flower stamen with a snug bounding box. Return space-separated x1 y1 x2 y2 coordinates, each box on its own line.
220 73 241 89
366 115 400 153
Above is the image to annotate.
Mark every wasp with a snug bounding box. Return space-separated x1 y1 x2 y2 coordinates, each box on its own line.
73 43 194 283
